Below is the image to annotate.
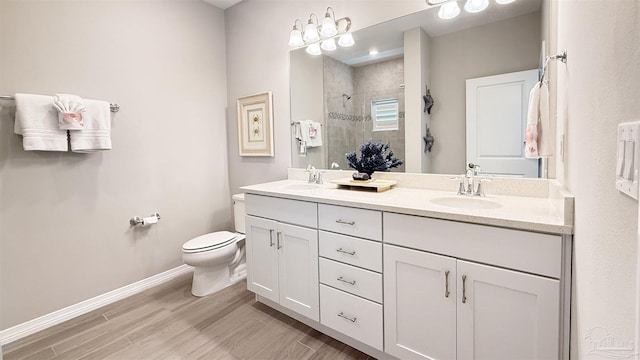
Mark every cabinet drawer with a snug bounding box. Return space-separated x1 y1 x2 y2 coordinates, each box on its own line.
319 258 382 303
318 231 382 272
245 194 317 228
318 204 382 241
384 212 563 279
320 284 383 351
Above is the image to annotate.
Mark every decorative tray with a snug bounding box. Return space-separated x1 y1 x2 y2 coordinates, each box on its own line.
330 178 398 192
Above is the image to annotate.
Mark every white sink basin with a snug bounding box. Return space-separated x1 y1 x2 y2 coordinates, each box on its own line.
280 183 320 191
430 196 503 210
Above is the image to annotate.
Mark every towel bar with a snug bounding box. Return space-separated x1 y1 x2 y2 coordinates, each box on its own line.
0 95 120 113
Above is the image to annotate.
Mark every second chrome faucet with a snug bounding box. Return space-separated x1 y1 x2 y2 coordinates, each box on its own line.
455 163 489 196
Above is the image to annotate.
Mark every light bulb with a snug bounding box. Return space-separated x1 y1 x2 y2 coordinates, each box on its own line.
305 43 322 56
438 1 461 19
303 20 320 43
321 14 338 38
288 28 304 47
321 38 337 51
495 0 515 3
464 0 489 13
338 32 355 47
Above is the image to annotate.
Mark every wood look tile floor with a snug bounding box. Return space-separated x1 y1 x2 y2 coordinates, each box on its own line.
3 275 374 360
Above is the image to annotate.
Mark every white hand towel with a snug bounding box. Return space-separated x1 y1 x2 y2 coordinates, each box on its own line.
53 94 86 131
299 120 313 145
69 99 112 153
14 93 68 151
308 121 323 147
525 81 552 158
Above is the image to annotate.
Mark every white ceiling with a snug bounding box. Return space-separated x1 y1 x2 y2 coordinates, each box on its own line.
202 0 242 10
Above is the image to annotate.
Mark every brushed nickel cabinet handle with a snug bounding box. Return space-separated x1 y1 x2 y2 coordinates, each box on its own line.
337 312 357 323
445 270 450 298
462 275 467 304
336 219 355 226
337 276 356 285
277 232 282 249
269 229 275 247
336 248 356 256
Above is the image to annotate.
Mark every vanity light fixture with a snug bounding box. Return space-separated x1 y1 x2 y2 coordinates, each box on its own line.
438 1 461 20
464 0 489 13
289 7 353 56
428 0 517 20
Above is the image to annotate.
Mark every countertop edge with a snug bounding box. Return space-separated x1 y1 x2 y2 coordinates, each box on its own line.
240 182 574 236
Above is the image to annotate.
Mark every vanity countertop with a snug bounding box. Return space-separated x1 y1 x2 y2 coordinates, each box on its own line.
240 179 574 235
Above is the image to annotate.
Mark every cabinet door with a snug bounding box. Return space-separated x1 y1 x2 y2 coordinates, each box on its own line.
457 260 560 360
245 215 279 303
384 245 457 360
277 222 319 321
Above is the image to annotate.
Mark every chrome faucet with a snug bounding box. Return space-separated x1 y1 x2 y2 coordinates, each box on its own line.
330 162 340 169
305 164 326 184
455 163 489 196
305 164 317 183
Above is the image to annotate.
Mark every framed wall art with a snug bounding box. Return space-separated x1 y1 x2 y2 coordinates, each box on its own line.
237 92 274 157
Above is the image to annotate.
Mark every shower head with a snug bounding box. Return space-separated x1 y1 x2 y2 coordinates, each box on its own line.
342 93 352 100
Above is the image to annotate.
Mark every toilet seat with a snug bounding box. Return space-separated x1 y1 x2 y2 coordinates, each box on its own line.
182 231 243 253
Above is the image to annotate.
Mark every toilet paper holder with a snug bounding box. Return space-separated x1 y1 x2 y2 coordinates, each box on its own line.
130 213 161 226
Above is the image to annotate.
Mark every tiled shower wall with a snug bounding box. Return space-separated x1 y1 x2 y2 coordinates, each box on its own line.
324 56 405 171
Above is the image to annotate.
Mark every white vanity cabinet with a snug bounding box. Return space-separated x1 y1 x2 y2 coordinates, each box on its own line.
244 194 319 322
383 212 564 360
317 204 384 351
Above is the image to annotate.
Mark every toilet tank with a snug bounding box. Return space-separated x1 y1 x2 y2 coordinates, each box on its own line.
232 193 246 233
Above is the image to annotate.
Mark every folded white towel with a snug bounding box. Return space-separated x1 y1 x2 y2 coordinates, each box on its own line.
53 94 86 131
69 99 112 153
299 120 313 145
14 93 68 151
525 81 552 158
294 123 303 141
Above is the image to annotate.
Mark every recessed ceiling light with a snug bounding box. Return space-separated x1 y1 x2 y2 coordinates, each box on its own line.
369 50 379 55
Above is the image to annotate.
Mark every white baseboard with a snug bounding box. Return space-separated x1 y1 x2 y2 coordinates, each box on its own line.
0 264 193 346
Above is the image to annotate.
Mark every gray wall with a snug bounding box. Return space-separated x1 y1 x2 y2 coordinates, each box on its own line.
290 48 325 168
558 1 640 357
430 11 541 175
0 1 230 329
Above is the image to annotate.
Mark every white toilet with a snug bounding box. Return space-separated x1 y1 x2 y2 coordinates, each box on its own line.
182 193 247 297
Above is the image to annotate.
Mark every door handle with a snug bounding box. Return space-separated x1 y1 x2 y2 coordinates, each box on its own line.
337 276 357 285
269 229 275 247
444 270 450 298
336 248 356 256
336 219 355 226
337 312 357 323
462 275 467 304
277 232 282 249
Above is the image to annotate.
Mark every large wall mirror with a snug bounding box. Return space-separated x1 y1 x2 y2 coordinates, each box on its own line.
290 0 556 178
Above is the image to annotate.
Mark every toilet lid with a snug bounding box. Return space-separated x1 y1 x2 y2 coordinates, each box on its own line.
183 231 238 252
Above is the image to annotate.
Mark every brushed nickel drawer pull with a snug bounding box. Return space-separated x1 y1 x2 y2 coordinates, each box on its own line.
462 275 467 304
269 229 275 247
337 276 356 285
277 232 283 250
336 248 356 256
444 270 450 298
337 312 357 323
336 219 355 226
